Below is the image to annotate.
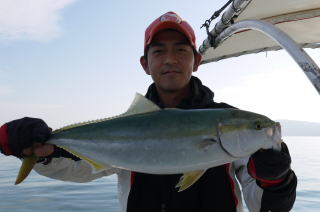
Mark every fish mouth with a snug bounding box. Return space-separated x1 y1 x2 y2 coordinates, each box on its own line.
272 122 283 150
268 122 281 140
275 122 281 136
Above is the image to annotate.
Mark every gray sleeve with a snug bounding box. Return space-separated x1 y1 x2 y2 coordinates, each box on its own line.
33 157 119 183
234 157 263 212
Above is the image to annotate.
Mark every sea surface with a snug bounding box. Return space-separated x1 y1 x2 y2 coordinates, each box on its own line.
0 136 319 212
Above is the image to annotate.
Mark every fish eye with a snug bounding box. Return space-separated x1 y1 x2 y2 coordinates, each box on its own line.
255 123 262 130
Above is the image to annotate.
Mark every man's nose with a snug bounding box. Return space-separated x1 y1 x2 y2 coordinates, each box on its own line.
163 50 178 65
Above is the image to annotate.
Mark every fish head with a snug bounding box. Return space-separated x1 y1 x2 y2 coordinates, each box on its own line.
218 109 282 158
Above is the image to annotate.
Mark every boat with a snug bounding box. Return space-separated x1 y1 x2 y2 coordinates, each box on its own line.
198 0 320 95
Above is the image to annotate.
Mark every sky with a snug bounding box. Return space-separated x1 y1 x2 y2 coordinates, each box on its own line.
0 0 319 129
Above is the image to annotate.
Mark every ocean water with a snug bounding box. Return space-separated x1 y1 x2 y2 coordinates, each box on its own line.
0 136 319 212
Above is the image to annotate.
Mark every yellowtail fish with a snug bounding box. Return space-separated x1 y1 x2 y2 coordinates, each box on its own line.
16 93 282 191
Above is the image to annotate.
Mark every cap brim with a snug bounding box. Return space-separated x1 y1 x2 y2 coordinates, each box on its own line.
146 22 195 49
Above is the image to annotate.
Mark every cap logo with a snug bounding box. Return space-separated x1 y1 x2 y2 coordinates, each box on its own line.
160 13 182 24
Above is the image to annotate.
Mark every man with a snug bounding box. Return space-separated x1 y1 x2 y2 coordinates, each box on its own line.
0 11 296 212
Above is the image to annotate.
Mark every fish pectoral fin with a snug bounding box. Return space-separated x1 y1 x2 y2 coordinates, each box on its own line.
57 145 106 173
175 170 206 192
81 156 106 173
15 155 39 185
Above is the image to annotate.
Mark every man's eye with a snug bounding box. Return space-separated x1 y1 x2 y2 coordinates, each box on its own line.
178 48 187 52
152 49 162 54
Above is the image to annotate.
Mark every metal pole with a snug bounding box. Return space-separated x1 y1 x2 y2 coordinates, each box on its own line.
213 19 320 95
199 0 252 54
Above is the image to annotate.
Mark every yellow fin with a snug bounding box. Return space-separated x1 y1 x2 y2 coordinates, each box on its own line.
15 155 39 185
176 170 206 192
56 145 106 173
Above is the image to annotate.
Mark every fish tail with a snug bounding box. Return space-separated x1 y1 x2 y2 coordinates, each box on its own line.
15 155 38 185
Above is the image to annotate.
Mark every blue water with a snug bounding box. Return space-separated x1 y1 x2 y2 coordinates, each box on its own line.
1 136 319 212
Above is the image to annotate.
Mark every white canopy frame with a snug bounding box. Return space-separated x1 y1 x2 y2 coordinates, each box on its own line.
199 0 320 95
214 19 320 95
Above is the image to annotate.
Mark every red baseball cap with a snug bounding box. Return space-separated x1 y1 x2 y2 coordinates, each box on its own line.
144 11 197 54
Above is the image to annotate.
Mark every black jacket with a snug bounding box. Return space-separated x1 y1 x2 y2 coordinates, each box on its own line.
127 76 297 212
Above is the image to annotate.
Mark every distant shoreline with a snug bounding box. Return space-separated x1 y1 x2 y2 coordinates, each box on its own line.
277 120 320 136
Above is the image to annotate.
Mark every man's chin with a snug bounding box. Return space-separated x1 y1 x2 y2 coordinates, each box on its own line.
157 84 188 93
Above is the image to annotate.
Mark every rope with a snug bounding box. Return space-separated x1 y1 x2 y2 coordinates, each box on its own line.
201 0 234 47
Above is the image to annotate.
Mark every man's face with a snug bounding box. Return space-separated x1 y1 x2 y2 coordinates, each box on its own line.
140 30 201 93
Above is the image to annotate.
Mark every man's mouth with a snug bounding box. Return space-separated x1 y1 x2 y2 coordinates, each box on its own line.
162 70 180 75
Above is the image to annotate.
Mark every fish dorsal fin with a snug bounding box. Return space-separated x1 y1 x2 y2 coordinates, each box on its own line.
123 93 160 116
53 93 160 133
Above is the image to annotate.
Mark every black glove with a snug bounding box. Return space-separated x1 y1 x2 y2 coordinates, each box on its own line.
247 142 292 188
0 117 81 164
38 145 81 165
5 117 51 158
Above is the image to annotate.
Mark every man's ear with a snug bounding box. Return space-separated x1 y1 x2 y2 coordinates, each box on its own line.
140 56 150 75
193 53 202 72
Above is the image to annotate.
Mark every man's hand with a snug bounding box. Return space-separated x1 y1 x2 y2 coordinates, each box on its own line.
0 117 53 158
247 142 292 188
0 117 81 163
23 143 55 157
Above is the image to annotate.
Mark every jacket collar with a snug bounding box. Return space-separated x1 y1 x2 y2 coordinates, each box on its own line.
145 76 215 109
